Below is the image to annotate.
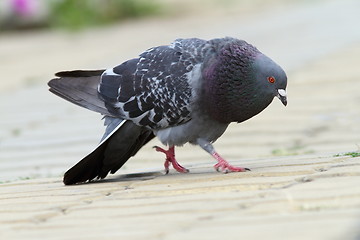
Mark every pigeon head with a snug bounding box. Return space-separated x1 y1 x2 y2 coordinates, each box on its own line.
251 53 287 107
202 39 287 124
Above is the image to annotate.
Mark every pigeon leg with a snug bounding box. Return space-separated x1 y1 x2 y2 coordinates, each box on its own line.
197 139 250 173
153 146 189 174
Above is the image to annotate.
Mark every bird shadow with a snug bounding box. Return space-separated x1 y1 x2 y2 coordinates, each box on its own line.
65 165 222 186
72 171 165 185
103 171 164 183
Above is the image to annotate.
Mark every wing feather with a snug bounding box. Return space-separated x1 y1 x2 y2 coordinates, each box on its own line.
98 38 211 129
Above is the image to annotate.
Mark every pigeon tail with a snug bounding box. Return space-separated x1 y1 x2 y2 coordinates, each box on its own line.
63 120 154 185
48 70 112 116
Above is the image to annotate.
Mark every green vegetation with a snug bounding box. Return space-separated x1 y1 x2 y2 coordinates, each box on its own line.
271 140 314 156
0 0 162 31
0 176 31 184
11 128 21 137
49 0 162 30
334 152 360 158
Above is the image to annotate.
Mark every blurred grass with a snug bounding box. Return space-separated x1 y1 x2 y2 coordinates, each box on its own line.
334 152 360 158
0 0 162 31
49 0 162 30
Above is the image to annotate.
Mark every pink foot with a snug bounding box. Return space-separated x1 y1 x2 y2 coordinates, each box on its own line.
212 152 250 173
153 146 189 174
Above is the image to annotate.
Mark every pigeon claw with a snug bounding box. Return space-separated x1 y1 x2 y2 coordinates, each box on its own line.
212 152 250 173
153 146 189 174
214 161 249 173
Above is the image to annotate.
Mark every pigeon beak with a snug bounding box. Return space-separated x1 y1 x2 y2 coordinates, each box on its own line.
277 89 287 106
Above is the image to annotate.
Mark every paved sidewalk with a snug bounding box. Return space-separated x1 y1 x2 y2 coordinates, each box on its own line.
1 153 359 240
1 0 360 239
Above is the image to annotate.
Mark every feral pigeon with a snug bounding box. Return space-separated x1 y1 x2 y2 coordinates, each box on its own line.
48 37 287 185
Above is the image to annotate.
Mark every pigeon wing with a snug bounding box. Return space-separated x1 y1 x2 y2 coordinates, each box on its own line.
98 38 211 129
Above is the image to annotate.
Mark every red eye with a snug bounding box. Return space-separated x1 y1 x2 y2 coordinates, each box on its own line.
267 76 276 83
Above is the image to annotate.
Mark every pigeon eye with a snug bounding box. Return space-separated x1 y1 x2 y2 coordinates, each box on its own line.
267 76 276 84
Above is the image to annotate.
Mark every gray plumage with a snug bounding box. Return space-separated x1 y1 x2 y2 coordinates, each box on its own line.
48 37 287 185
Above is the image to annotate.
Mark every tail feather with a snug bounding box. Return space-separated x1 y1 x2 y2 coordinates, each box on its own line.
49 70 155 185
55 70 105 78
48 70 111 115
63 120 154 185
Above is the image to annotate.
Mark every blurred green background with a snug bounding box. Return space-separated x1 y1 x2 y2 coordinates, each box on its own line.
0 0 298 31
0 0 162 31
